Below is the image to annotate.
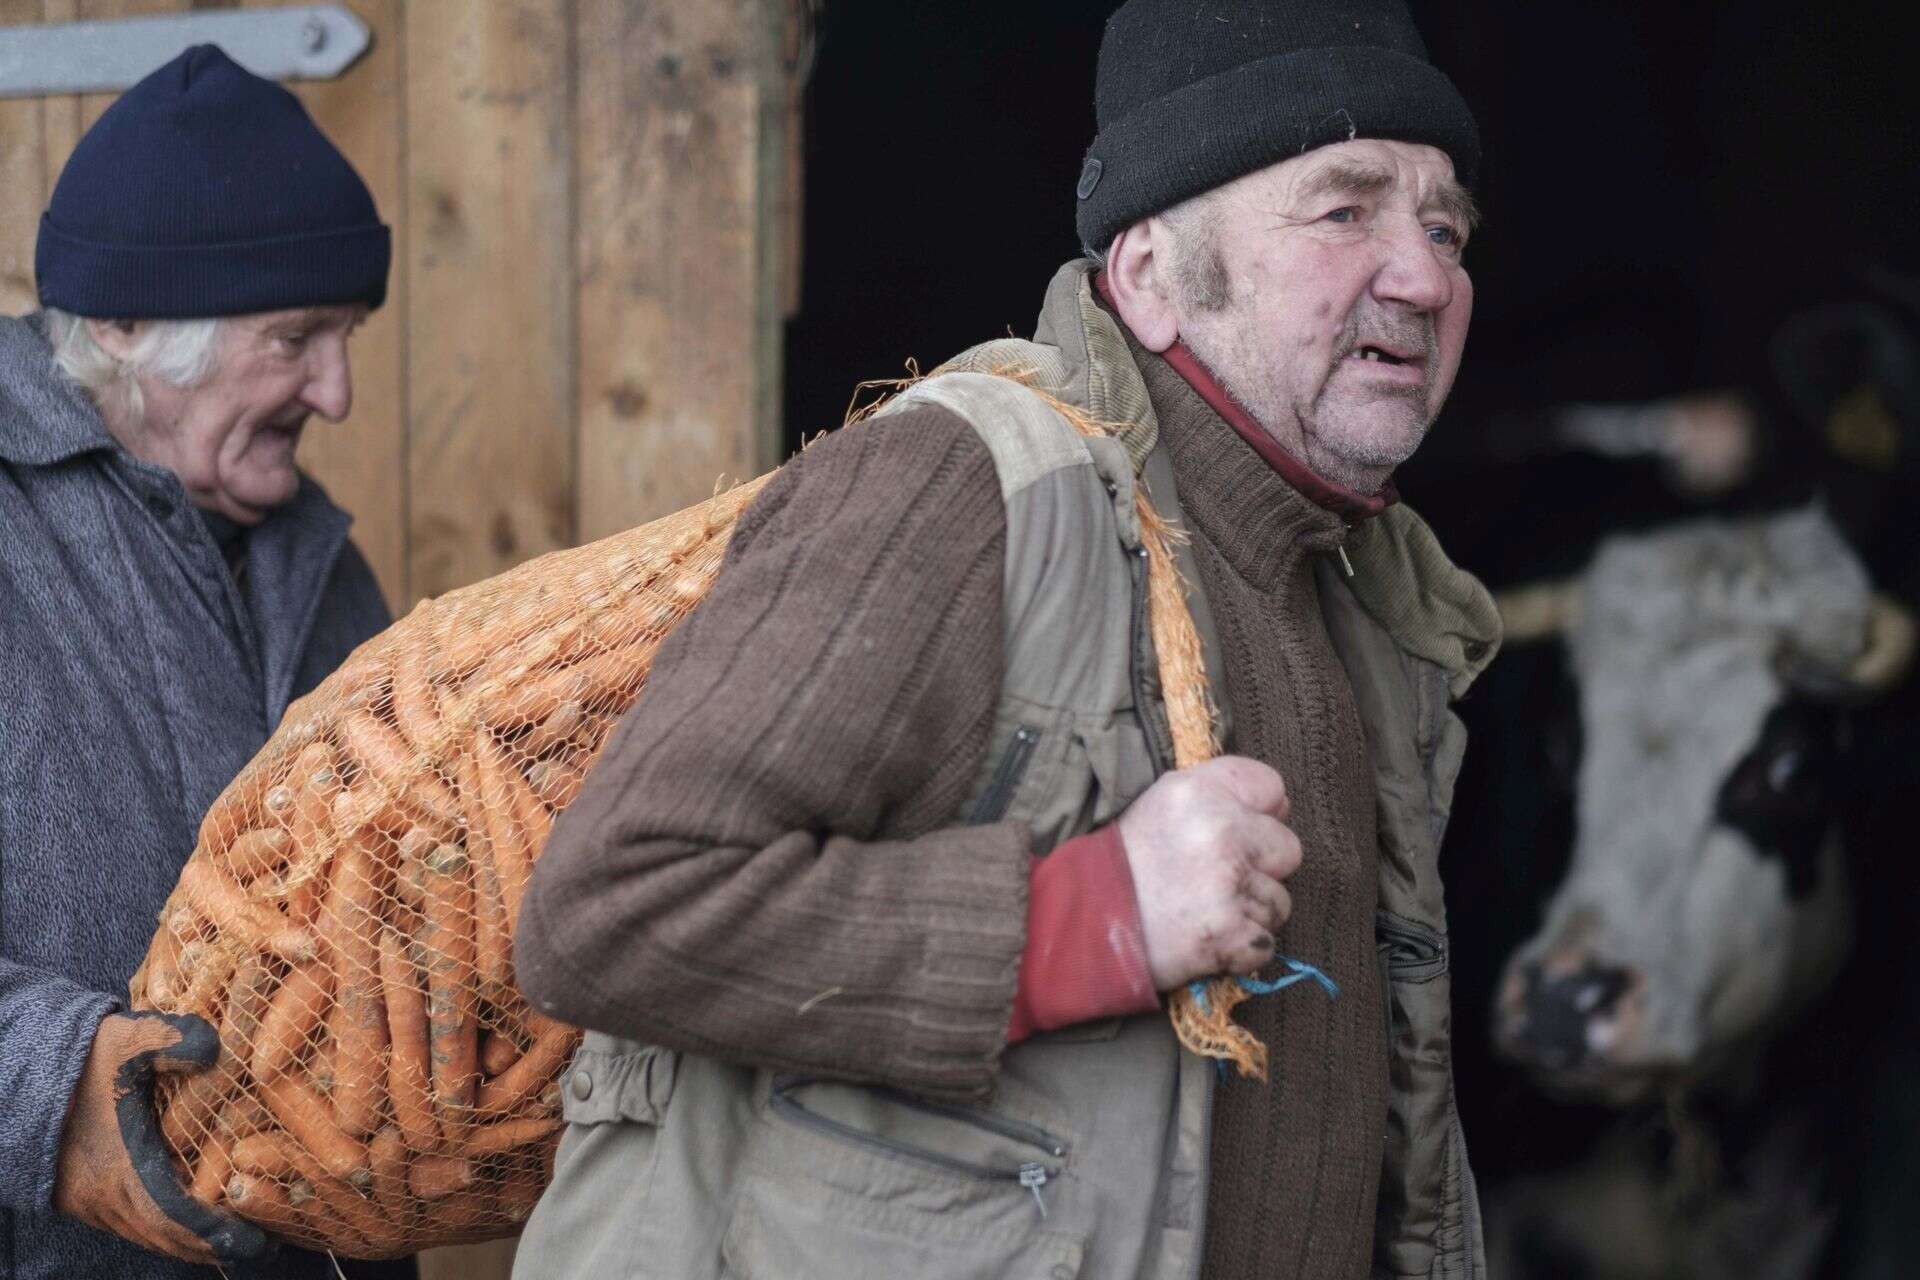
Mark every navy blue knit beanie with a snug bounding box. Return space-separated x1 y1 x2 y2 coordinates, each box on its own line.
1076 0 1480 254
36 44 390 319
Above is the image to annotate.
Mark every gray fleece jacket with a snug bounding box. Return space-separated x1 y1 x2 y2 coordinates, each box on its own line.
0 314 409 1280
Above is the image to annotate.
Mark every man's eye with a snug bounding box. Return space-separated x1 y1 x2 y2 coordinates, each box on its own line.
275 332 309 353
1323 206 1360 224
1427 224 1462 248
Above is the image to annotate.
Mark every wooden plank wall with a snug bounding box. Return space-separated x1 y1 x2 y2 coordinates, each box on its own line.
0 2 803 1276
0 0 798 612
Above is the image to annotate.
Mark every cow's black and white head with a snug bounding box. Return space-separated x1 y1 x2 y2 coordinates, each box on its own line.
1492 508 1913 1100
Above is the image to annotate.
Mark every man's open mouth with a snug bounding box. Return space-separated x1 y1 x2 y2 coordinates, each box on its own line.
1348 344 1420 367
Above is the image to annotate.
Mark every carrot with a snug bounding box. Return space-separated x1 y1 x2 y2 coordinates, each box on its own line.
224 1170 306 1235
464 1115 560 1156
519 700 584 759
338 709 461 825
335 781 459 848
320 831 389 1137
485 646 647 733
174 941 242 1023
284 742 342 853
419 844 479 1134
258 1073 369 1184
222 828 294 883
367 1126 413 1227
471 729 536 923
380 930 437 1152
177 858 314 961
231 1132 302 1180
198 756 289 864
135 909 188 1008
221 957 277 1048
188 1136 234 1206
455 753 514 994
389 659 444 756
257 1135 384 1254
527 758 586 812
250 961 332 1079
216 1092 274 1141
159 1065 231 1157
407 1152 476 1201
479 1029 521 1078
506 758 555 887
477 1013 578 1115
472 614 595 691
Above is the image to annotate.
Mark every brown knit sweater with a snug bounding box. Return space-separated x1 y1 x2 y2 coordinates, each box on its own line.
1137 349 1388 1280
516 404 1032 1098
517 360 1386 1276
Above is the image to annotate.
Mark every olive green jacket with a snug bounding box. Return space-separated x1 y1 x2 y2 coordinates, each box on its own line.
514 261 1499 1280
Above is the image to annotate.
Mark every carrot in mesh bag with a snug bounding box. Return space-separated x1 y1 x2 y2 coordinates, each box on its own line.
127 477 766 1256
126 369 1293 1257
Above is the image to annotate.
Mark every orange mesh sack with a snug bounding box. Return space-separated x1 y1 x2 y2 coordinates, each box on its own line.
127 370 1266 1258
127 474 772 1256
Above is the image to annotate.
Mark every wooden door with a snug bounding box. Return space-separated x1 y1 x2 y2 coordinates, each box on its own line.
0 1 806 1275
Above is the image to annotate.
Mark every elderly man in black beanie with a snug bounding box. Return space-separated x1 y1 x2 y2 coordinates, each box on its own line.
509 2 1497 1278
0 45 411 1280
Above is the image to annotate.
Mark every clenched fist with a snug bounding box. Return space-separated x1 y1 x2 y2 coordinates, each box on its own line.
1117 756 1303 990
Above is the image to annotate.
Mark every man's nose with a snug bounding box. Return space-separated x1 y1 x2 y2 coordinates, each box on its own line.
303 344 353 422
1371 222 1455 313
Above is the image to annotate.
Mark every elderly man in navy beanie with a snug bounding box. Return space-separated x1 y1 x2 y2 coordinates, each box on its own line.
0 45 412 1279
508 2 1494 1278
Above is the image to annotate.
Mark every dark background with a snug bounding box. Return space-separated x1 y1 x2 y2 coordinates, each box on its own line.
781 3 1920 1268
784 0 1920 458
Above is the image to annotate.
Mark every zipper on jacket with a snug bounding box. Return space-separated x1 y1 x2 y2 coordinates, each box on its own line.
769 1077 1067 1218
1127 544 1177 771
1375 911 1448 983
968 726 1042 823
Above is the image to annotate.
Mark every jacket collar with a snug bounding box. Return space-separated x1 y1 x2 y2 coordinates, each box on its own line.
247 475 352 723
0 313 119 466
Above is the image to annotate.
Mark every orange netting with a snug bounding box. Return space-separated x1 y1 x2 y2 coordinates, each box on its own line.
129 475 771 1255
128 369 1262 1259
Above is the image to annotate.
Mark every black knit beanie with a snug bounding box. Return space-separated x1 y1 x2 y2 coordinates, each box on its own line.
36 44 390 319
1076 0 1480 254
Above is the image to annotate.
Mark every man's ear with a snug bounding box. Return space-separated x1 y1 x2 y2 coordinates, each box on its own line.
84 318 143 363
1104 220 1180 353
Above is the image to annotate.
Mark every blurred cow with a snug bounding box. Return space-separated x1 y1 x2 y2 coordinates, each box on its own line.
1482 506 1915 1278
1493 507 1910 1091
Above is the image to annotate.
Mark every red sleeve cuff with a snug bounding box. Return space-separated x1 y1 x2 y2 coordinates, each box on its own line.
1005 822 1159 1044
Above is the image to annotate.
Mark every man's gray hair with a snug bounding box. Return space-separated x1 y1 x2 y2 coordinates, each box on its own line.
1083 186 1233 313
43 308 224 423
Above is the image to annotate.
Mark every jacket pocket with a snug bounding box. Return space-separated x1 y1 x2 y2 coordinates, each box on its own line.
1373 912 1455 1277
1377 910 1447 985
520 1035 679 1278
724 1077 1086 1278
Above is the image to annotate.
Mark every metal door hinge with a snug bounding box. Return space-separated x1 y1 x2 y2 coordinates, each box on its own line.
0 5 369 99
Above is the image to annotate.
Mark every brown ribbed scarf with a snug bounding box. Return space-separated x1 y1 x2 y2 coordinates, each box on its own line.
1134 342 1389 1280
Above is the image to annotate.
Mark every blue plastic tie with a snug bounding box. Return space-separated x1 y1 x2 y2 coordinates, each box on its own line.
1189 956 1340 1083
1186 955 1340 1014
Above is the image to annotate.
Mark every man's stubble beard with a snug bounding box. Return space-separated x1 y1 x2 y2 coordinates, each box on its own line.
1170 243 1437 492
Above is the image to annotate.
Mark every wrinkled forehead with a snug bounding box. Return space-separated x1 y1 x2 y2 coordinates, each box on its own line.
1229 138 1471 220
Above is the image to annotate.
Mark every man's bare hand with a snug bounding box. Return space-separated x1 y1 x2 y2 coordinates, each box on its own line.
1117 756 1303 990
54 1012 269 1265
